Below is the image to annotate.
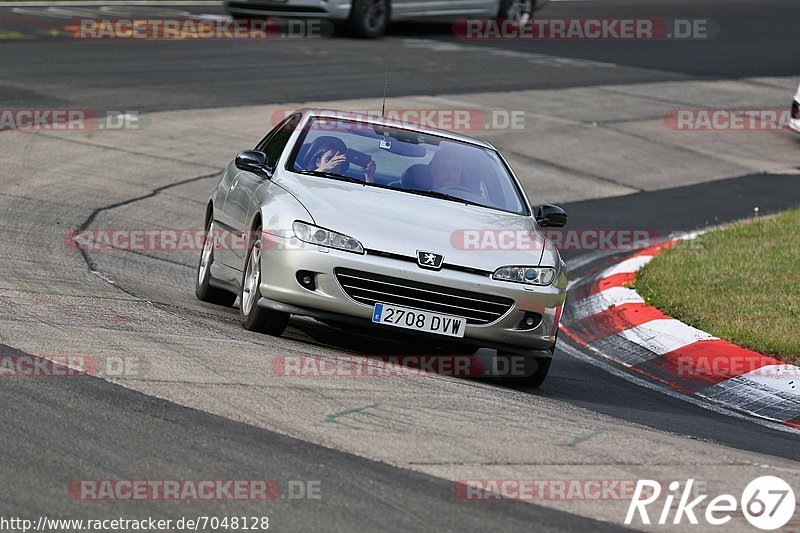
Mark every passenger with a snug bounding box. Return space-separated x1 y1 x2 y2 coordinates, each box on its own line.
312 147 348 174
311 139 376 182
428 149 463 190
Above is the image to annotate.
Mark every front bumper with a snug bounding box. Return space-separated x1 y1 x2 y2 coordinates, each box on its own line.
258 234 566 353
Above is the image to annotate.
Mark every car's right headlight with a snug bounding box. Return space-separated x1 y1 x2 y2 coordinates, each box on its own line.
292 221 364 254
492 266 556 286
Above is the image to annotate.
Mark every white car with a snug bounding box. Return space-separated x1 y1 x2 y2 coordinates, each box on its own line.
791 82 800 134
226 0 550 38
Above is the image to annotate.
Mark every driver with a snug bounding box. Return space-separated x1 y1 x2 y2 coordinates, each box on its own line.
428 149 463 190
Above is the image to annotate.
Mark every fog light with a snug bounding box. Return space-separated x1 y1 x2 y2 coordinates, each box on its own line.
517 312 542 330
296 270 316 291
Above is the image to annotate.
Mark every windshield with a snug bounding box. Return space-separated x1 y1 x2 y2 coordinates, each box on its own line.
287 117 528 215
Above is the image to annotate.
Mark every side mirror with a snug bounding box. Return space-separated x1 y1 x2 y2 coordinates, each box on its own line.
535 204 568 228
235 150 272 178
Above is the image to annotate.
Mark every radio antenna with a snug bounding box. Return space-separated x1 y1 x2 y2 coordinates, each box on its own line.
381 68 390 118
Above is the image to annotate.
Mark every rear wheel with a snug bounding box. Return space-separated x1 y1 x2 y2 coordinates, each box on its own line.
347 0 390 38
239 226 289 335
499 0 533 23
195 219 237 306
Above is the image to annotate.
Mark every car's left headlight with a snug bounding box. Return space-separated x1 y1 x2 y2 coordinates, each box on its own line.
292 221 364 254
492 266 556 286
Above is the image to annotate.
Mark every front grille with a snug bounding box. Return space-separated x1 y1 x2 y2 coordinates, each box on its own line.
334 268 514 325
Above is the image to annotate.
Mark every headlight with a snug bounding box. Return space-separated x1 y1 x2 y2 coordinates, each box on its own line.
492 266 556 286
292 221 364 254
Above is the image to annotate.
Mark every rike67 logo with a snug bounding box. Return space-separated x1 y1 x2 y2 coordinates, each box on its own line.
626 476 795 530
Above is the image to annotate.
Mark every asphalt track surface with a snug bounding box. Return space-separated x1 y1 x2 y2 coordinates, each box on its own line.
0 344 623 531
1 0 800 531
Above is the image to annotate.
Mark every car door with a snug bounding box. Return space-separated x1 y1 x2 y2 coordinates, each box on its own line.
221 113 302 269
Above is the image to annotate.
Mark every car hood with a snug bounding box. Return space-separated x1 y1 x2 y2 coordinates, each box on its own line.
277 174 549 271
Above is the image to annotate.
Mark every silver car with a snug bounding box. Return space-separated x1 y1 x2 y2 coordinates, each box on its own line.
226 0 550 38
196 109 567 385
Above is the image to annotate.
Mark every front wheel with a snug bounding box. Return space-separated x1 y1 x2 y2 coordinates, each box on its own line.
347 0 390 38
504 356 552 388
239 227 289 335
195 220 237 306
498 0 533 23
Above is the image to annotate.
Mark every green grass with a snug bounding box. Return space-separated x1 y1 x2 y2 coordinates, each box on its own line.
636 208 800 363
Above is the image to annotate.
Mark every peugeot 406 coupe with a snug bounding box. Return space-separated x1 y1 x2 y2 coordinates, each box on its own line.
196 109 567 385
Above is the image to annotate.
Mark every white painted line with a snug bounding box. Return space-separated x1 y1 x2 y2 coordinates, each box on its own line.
601 254 653 278
570 286 644 320
400 38 619 69
617 318 718 356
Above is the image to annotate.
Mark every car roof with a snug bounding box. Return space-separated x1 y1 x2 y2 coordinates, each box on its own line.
294 108 497 151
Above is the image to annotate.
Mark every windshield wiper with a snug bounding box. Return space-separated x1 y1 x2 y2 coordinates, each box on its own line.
295 170 365 184
403 188 481 207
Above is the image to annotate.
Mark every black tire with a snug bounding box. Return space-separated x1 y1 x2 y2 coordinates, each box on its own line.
227 10 262 21
347 0 390 38
195 218 237 306
498 0 533 22
504 356 552 388
239 226 289 335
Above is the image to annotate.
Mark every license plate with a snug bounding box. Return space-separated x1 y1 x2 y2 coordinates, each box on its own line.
371 303 466 338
